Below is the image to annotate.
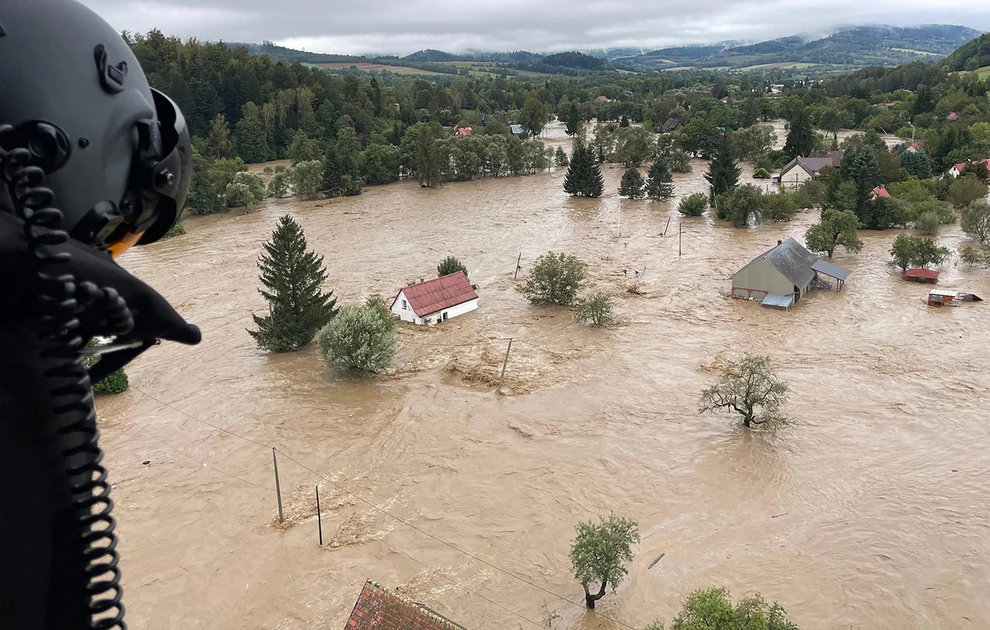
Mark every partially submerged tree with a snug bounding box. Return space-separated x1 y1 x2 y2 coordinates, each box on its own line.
618 167 645 199
948 174 988 209
554 146 569 167
569 513 639 609
317 298 397 374
804 209 862 257
267 170 290 198
645 160 675 202
575 292 616 326
249 215 338 352
678 193 709 217
437 256 468 279
564 136 604 198
523 252 586 306
705 133 740 205
667 587 799 630
291 160 324 201
889 234 951 271
699 354 789 430
961 199 990 245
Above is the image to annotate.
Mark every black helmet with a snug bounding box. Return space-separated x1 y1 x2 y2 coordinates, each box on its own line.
0 0 191 256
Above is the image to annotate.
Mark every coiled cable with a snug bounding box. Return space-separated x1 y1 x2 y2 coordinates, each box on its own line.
1 125 130 629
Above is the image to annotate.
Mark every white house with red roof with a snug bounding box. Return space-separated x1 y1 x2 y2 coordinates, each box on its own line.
871 185 891 200
948 158 990 178
390 272 479 325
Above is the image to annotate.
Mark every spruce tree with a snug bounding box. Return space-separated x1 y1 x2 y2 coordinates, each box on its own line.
705 133 741 205
565 102 581 136
645 160 675 202
564 137 604 198
783 110 815 159
618 168 645 199
249 215 338 353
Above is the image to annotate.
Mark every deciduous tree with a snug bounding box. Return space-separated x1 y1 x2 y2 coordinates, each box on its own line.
291 160 324 201
523 252 586 306
805 209 863 257
961 199 990 245
678 193 708 216
948 174 989 209
317 298 396 374
575 292 616 326
569 514 639 609
699 354 789 430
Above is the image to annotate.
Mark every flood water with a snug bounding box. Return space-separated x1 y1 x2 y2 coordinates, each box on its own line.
98 122 990 630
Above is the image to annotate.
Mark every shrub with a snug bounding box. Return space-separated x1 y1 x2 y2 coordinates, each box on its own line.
267 171 290 198
575 292 616 326
523 252 586 306
666 587 799 630
232 171 265 202
224 182 255 208
263 166 274 175
678 193 708 216
753 167 772 179
93 368 129 395
317 301 396 374
960 246 988 267
948 174 988 209
437 256 468 279
162 221 185 239
961 199 990 244
273 164 287 174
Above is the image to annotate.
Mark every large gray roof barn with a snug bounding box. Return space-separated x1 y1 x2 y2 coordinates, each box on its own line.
731 238 849 310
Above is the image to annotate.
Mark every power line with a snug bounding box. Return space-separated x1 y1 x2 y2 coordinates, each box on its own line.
127 392 638 629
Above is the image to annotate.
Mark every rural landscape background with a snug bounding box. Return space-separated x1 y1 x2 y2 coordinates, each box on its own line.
83 10 990 630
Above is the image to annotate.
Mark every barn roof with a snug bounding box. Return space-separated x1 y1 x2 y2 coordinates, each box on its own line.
394 272 478 317
344 580 466 630
740 238 819 289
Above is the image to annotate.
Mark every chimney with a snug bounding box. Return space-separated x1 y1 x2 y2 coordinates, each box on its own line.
777 240 782 246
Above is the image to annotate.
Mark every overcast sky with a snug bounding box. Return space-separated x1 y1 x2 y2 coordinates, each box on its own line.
80 0 990 56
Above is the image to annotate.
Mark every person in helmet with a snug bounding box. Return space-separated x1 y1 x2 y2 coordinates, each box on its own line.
1 1 200 627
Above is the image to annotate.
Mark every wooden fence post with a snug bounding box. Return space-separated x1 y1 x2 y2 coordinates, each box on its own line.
273 448 284 524
514 253 522 279
316 485 323 546
497 338 513 394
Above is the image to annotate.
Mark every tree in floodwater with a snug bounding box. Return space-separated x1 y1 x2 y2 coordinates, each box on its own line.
705 133 740 206
618 167 645 199
569 513 639 609
699 354 789 430
249 215 338 352
645 159 675 202
563 135 604 198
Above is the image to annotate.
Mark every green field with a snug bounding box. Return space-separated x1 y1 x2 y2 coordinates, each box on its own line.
738 61 818 71
890 48 939 56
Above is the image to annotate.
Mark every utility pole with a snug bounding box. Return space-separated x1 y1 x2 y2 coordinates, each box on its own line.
678 223 682 257
273 448 284 524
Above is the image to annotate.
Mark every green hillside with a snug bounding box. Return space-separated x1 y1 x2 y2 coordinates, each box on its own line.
941 32 990 71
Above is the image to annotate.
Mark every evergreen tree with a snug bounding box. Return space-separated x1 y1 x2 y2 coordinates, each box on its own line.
619 114 630 128
783 110 815 159
233 102 270 163
565 102 581 137
704 133 740 205
563 137 604 198
900 150 933 180
838 145 882 224
618 168 645 199
645 160 675 202
249 215 338 353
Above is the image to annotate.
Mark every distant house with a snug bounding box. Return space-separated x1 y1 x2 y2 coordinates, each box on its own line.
871 185 891 199
947 112 960 122
905 142 924 153
390 272 478 326
773 152 844 187
927 289 983 307
451 127 472 137
659 118 684 133
595 95 615 103
344 580 466 630
731 238 850 310
948 158 990 177
904 268 939 284
720 96 729 103
509 124 524 136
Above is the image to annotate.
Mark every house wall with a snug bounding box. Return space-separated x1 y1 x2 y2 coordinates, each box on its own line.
420 298 479 325
391 290 424 325
778 165 812 188
731 259 797 300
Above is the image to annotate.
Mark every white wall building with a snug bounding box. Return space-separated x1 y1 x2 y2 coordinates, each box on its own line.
390 272 479 326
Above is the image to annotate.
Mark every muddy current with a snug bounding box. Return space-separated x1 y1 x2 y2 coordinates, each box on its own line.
97 122 990 630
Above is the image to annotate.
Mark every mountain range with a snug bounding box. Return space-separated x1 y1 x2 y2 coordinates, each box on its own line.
234 24 985 74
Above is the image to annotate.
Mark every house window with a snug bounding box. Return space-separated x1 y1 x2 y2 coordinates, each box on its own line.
401 299 408 310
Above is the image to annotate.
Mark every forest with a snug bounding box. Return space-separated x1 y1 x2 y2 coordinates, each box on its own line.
126 29 990 234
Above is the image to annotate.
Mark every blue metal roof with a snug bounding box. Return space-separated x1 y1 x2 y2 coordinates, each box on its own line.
761 293 794 310
811 259 851 281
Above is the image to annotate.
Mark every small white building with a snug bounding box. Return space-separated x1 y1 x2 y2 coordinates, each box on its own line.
390 272 479 325
773 152 844 188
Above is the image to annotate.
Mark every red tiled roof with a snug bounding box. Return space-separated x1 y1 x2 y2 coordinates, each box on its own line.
872 185 890 198
452 127 472 136
905 268 939 280
947 112 960 121
394 272 478 317
344 580 466 630
953 159 990 172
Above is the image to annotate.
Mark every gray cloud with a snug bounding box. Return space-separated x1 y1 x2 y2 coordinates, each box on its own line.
79 0 990 55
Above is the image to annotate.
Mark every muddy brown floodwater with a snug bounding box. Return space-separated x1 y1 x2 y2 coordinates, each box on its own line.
98 121 990 630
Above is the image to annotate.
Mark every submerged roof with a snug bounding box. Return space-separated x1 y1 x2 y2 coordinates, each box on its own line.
395 272 478 317
344 580 466 630
739 237 819 289
905 268 939 280
811 259 851 281
762 293 794 309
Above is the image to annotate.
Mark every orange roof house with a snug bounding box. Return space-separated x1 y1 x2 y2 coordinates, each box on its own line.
344 580 466 630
